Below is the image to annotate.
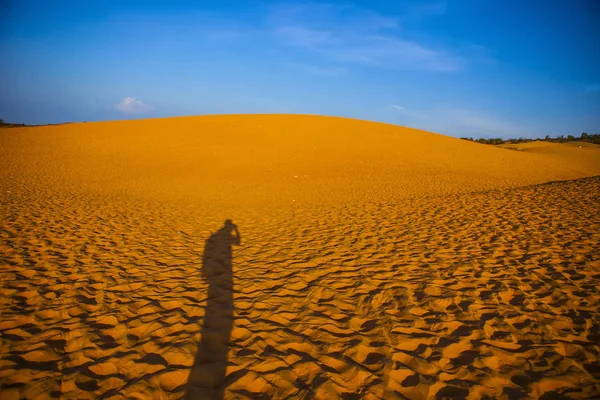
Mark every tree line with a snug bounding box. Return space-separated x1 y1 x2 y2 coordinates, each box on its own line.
460 133 600 145
0 119 74 128
0 119 28 128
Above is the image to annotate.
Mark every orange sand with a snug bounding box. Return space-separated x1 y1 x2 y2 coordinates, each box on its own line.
1 114 599 399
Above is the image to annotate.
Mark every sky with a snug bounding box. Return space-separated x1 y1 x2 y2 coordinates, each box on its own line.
1 0 599 138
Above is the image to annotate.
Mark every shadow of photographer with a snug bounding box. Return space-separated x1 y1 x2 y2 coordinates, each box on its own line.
186 220 240 400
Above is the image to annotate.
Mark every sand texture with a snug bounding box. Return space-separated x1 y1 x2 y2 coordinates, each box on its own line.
1 115 599 399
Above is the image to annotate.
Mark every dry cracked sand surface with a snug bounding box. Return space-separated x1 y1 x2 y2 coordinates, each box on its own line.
1 115 599 399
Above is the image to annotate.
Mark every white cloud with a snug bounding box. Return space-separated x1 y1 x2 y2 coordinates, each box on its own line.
116 97 152 114
387 104 426 119
269 3 465 72
389 104 406 112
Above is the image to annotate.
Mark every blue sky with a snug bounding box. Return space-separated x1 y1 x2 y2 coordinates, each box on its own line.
1 0 599 138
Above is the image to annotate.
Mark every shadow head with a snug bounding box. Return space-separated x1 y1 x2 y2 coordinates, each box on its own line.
224 219 236 231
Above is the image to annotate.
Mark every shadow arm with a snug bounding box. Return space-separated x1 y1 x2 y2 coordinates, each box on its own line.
233 228 241 245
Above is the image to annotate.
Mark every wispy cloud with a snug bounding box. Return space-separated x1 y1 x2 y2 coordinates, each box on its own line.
437 108 523 137
116 97 152 114
388 104 526 137
275 26 335 49
388 104 426 118
268 3 465 72
389 104 406 112
287 62 346 76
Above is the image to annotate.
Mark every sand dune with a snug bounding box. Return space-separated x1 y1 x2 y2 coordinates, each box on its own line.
2 115 599 210
497 141 600 173
1 115 599 399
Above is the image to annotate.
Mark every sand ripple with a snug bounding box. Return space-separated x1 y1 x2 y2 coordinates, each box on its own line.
1 175 599 398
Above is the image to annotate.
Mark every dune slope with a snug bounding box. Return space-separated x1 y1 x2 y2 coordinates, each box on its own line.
1 115 599 210
1 115 599 399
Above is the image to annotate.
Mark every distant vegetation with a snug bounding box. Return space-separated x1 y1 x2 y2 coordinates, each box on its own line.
0 119 28 128
460 133 600 145
0 119 74 128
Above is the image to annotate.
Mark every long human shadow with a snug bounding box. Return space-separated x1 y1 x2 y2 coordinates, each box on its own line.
186 220 240 400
